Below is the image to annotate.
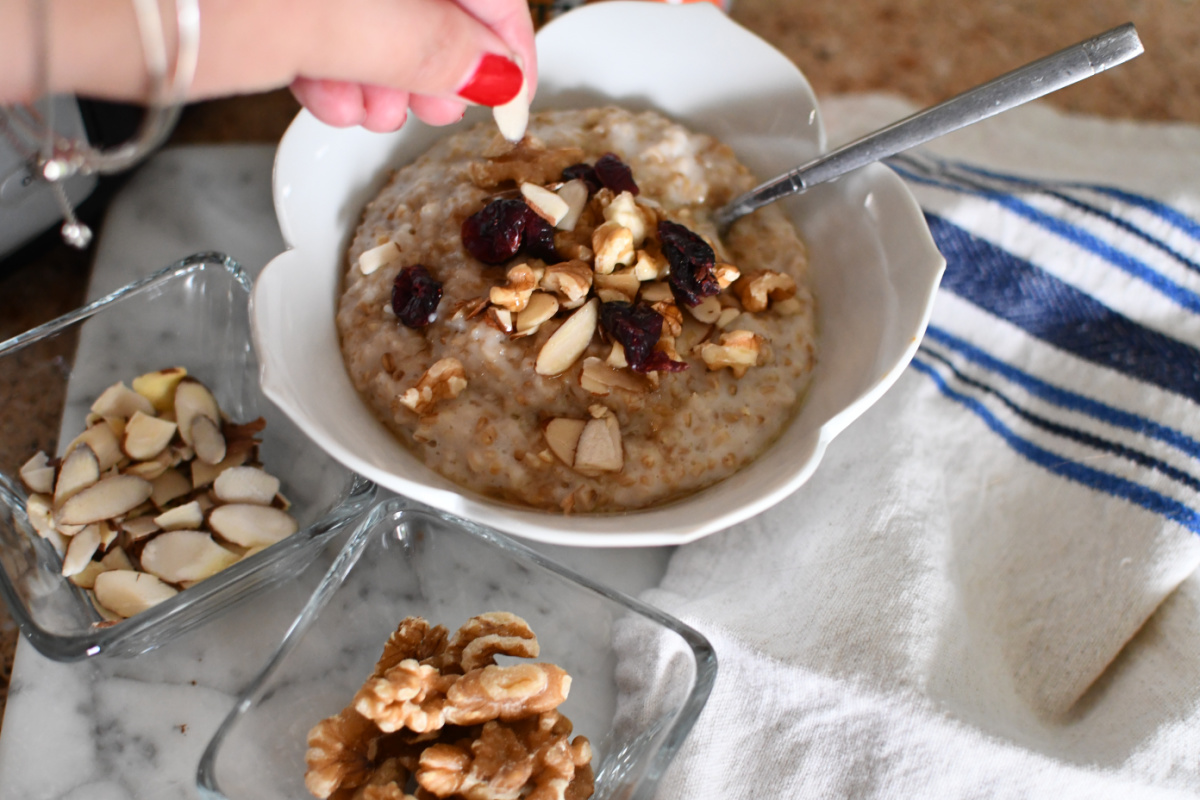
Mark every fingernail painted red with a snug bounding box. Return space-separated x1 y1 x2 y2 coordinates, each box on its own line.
458 53 523 106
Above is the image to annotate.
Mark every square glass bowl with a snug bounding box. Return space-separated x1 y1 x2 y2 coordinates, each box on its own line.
197 498 717 800
0 253 375 660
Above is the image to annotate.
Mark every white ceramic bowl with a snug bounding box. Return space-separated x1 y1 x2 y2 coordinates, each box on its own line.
252 1 945 547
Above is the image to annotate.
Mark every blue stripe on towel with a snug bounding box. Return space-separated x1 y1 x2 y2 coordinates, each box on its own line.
926 213 1200 405
945 162 1200 278
911 356 1200 534
924 326 1200 460
919 345 1200 494
892 163 1200 313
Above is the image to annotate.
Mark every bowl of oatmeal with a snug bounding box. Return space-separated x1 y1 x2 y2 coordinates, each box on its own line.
252 1 945 546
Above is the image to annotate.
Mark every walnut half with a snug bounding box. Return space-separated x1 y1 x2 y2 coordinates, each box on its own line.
398 358 468 415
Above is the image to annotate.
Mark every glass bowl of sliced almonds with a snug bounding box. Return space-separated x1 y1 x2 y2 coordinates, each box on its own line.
0 253 375 660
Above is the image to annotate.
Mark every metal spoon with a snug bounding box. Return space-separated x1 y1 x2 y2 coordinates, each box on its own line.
712 23 1144 231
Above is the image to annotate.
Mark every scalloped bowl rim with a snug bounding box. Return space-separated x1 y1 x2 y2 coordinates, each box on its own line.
252 2 945 547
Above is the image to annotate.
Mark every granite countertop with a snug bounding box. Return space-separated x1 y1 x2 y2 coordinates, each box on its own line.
0 0 1196 739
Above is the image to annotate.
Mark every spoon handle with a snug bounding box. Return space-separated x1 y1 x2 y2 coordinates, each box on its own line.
713 23 1143 230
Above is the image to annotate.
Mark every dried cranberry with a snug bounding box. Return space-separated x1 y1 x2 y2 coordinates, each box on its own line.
391 265 443 328
462 198 527 265
594 153 639 196
659 220 719 307
561 163 602 196
599 301 662 370
522 207 561 264
638 350 689 373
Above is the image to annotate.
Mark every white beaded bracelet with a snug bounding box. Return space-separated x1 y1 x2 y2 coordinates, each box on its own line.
0 0 200 248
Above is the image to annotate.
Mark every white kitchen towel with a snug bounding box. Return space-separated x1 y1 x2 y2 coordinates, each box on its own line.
622 96 1200 798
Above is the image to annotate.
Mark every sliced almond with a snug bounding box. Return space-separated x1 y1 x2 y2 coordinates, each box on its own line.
61 523 102 577
716 307 742 328
174 379 221 447
639 281 673 303
150 468 192 509
536 298 598 376
91 381 155 420
580 357 650 395
191 449 248 488
208 504 299 548
544 418 586 467
492 70 529 142
515 292 559 335
66 422 123 471
69 560 108 589
25 493 55 538
93 570 178 618
124 449 174 480
555 179 588 232
190 415 227 465
97 520 118 550
573 412 624 474
607 342 628 369
101 546 135 571
54 445 100 506
593 269 640 304
140 530 240 584
132 367 188 414
57 475 154 526
19 451 55 495
154 500 204 531
123 411 177 461
521 182 570 226
358 241 401 275
688 295 722 324
119 515 161 541
213 466 280 505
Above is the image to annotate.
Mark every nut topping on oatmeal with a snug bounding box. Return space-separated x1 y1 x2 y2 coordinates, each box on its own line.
340 108 816 513
399 357 468 414
359 241 401 275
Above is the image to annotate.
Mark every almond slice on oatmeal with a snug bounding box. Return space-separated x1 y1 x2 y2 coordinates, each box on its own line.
544 418 586 467
536 298 598 376
520 182 569 226
573 410 624 474
358 241 401 275
515 291 559 335
555 178 589 231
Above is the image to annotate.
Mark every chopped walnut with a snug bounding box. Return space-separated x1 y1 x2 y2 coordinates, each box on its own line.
374 617 451 677
490 264 545 313
698 330 767 378
305 708 380 799
443 663 571 726
540 261 593 309
346 758 416 800
650 301 683 338
399 358 468 415
442 611 541 673
734 269 797 312
592 269 640 304
713 262 741 289
415 743 472 797
354 659 457 733
468 140 586 188
601 191 652 248
591 222 634 275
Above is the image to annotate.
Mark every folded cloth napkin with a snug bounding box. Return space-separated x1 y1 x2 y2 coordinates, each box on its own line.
619 95 1200 798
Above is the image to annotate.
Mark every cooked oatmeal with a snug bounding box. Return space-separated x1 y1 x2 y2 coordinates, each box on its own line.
337 107 816 513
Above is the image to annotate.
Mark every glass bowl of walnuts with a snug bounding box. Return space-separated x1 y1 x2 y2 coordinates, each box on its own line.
197 497 716 800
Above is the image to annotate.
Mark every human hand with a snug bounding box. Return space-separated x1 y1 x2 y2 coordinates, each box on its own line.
0 0 537 134
286 0 538 132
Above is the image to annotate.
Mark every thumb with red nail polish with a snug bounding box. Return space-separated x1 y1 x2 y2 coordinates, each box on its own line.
458 53 525 107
